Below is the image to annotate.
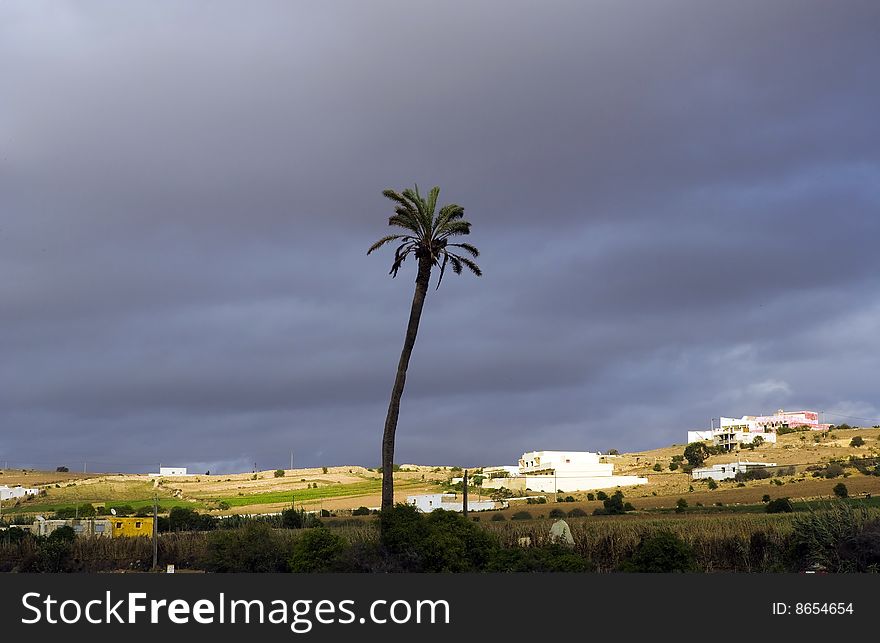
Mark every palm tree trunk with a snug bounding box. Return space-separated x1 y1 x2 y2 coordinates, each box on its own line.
381 256 431 510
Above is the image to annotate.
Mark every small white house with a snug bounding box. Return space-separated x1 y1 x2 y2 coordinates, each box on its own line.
150 467 189 477
407 493 498 513
691 461 777 481
0 485 40 501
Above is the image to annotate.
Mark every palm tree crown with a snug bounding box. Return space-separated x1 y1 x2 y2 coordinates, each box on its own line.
368 185 481 286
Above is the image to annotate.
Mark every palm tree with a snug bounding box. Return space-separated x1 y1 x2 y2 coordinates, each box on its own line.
368 185 481 510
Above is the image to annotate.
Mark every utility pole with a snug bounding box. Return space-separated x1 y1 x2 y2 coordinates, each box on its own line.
83 461 87 474
462 469 468 518
152 494 158 571
290 451 294 471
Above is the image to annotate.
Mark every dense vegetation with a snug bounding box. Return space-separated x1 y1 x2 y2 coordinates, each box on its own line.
2 501 878 573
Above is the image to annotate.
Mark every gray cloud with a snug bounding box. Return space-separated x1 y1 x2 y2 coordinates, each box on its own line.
1 1 879 472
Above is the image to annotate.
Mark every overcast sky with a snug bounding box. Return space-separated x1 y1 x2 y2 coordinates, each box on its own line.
1 1 879 474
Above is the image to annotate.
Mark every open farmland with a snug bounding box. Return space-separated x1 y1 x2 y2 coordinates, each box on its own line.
4 427 879 517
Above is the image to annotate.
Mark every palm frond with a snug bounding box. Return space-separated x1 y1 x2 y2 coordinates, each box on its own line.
448 252 482 276
402 186 432 235
436 219 472 238
432 203 464 233
448 242 480 258
426 186 440 221
367 234 405 255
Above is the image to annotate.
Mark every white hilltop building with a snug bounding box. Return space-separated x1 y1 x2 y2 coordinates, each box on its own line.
149 467 190 477
687 409 829 452
481 450 647 494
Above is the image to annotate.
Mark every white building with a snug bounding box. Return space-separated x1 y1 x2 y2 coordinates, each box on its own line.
688 409 829 449
687 428 777 451
150 467 189 477
691 461 777 481
407 493 499 513
0 485 39 501
481 450 647 493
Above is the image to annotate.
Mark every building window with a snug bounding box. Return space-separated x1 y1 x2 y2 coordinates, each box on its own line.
116 522 122 529
135 522 142 529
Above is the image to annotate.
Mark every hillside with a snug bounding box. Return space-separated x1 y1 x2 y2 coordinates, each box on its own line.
3 428 879 517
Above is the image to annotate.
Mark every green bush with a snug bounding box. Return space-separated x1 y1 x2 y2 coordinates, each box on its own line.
490 513 506 521
675 499 688 513
379 505 500 572
707 479 718 490
619 532 695 572
167 507 215 532
766 498 793 513
274 469 285 478
652 463 662 472
352 506 371 516
586 493 595 501
762 494 771 503
511 511 533 521
788 502 871 572
833 483 848 498
684 442 710 467
549 508 566 519
850 436 865 447
289 528 348 572
567 508 588 518
204 522 289 572
488 544 592 572
669 461 679 471
596 491 608 501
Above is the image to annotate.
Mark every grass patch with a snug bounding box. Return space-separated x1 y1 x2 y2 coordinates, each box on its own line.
215 479 426 507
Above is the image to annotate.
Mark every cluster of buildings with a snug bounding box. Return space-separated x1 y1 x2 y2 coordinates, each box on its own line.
687 409 828 452
481 450 646 494
0 485 40 502
22 516 154 538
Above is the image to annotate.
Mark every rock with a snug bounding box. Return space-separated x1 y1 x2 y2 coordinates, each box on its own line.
549 519 574 546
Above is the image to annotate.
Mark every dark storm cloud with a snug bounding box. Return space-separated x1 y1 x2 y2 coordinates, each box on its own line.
1 1 879 472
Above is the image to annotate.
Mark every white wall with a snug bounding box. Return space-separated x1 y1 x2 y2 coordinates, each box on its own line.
158 467 187 476
0 486 39 501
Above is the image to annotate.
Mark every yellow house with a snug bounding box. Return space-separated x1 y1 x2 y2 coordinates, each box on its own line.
110 516 153 538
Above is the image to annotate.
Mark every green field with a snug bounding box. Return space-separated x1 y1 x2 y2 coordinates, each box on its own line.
216 479 426 507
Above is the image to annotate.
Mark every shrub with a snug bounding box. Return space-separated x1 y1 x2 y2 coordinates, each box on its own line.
706 479 718 490
165 507 215 532
619 532 695 572
204 522 289 572
289 528 348 572
490 513 506 521
824 463 845 479
788 502 870 572
762 494 771 503
352 506 371 516
602 491 627 515
766 498 793 513
675 499 688 513
669 461 679 471
684 442 710 467
652 463 662 472
488 544 591 572
549 508 566 519
217 501 230 511
607 449 619 455
586 493 595 501
274 469 285 478
596 491 608 501
322 467 328 474
526 496 547 505
379 505 500 572
850 436 865 447
511 511 533 521
833 483 848 498
55 466 69 473
567 508 588 518
564 496 575 503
